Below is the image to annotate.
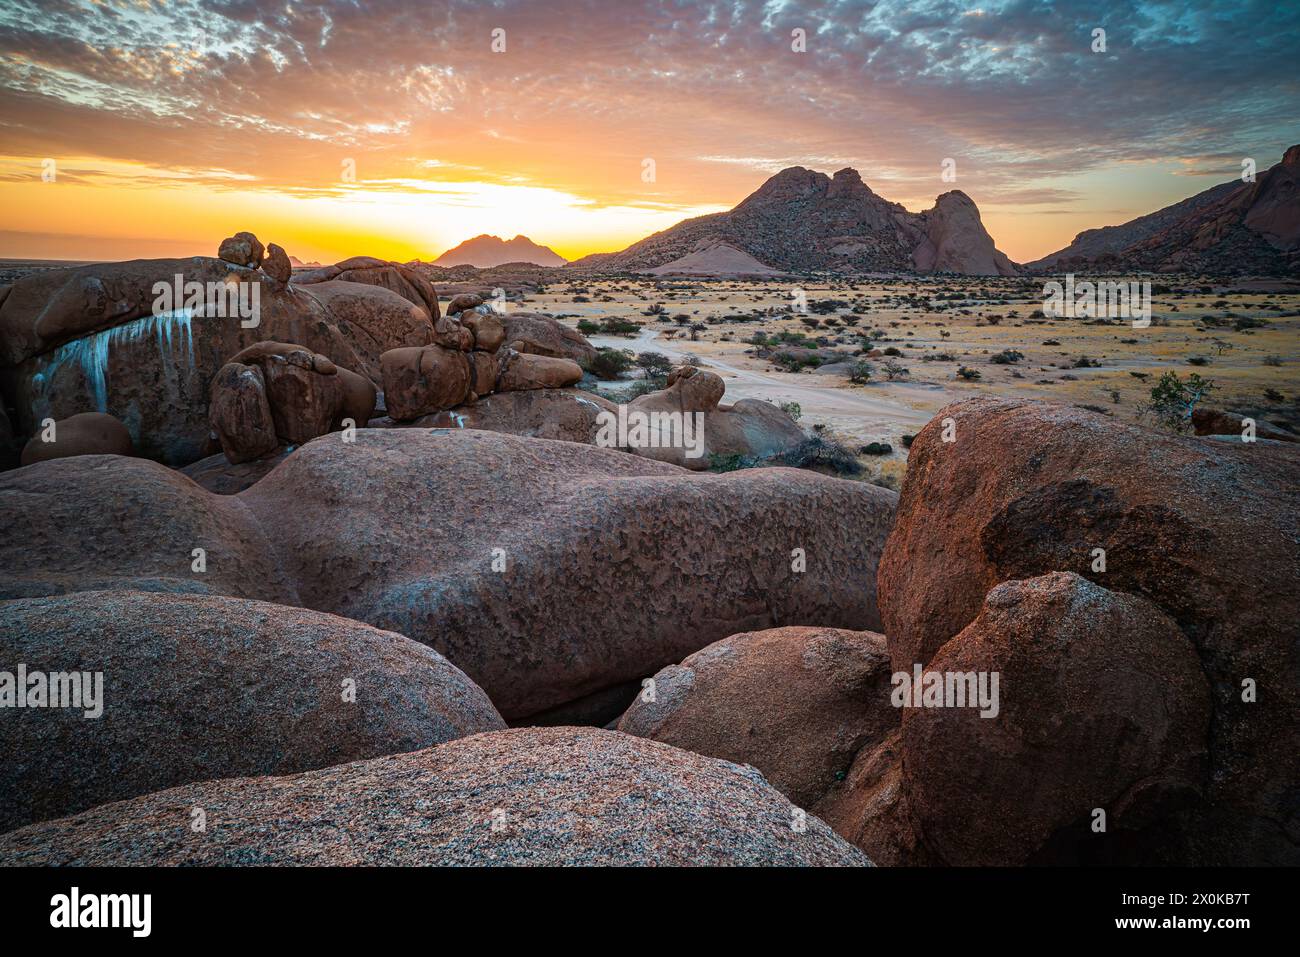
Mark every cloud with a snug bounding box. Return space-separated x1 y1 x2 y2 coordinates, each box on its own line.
0 0 1296 259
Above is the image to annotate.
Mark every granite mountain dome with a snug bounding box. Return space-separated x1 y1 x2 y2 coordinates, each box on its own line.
434 234 567 268
570 166 1019 276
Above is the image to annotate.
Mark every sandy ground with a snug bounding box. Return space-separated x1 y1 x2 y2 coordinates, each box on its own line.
513 275 1300 484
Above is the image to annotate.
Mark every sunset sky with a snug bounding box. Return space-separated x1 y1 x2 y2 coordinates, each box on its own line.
1 0 1296 265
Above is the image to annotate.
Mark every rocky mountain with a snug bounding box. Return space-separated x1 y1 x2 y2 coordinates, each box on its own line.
570 166 1019 276
1028 144 1300 274
434 234 567 268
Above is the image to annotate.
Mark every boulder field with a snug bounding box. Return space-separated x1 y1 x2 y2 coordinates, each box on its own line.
379 366 807 472
1 236 1291 868
0 428 897 722
607 398 1296 866
0 252 435 464
0 728 870 866
0 590 504 834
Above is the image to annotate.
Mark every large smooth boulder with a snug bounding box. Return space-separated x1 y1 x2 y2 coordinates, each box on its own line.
291 256 441 321
0 590 505 834
878 397 1299 864
500 311 597 364
461 310 505 352
617 626 895 808
623 366 806 470
19 411 133 465
0 429 896 721
495 350 583 392
902 573 1211 865
0 257 434 464
380 344 471 420
0 728 870 866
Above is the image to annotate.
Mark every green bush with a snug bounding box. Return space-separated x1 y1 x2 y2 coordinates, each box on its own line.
848 360 873 384
1145 370 1215 431
584 347 635 380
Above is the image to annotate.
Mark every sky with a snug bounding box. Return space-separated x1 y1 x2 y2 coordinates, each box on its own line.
0 0 1297 265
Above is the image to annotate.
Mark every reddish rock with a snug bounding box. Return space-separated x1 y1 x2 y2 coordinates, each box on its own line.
446 292 484 315
256 348 346 444
380 344 471 420
622 366 806 470
0 258 433 464
467 351 498 397
813 729 933 866
0 429 896 721
462 310 505 352
262 242 292 283
208 362 278 463
19 411 133 465
0 728 870 866
210 342 375 459
217 231 264 268
292 256 441 320
617 626 895 808
1191 406 1298 442
0 590 504 833
902 573 1211 865
398 388 617 444
500 312 597 364
495 350 583 392
878 397 1299 864
178 447 291 494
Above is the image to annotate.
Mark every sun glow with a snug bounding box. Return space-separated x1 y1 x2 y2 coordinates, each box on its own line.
0 155 727 264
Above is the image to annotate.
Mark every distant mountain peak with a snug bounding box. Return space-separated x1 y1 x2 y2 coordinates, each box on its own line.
434 234 566 268
570 164 1017 276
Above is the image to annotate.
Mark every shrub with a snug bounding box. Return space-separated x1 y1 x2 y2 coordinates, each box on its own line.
1144 370 1215 431
956 366 982 380
848 360 873 384
881 358 910 380
990 349 1024 364
585 347 635 380
635 351 674 380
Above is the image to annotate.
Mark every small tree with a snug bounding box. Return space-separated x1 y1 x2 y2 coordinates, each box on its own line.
848 360 873 384
585 347 635 380
881 358 910 380
1145 371 1214 431
635 351 673 381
